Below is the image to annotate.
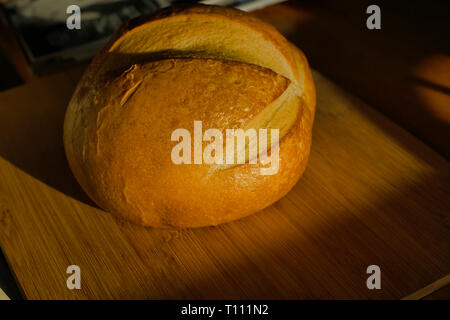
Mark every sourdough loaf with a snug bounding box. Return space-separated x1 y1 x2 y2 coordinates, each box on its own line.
63 5 316 227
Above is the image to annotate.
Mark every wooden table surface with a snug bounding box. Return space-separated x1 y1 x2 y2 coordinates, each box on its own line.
0 63 449 299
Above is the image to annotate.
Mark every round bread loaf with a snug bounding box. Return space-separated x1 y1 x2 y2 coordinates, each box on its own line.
63 4 316 228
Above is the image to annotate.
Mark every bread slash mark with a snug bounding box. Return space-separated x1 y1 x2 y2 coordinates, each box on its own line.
120 79 143 107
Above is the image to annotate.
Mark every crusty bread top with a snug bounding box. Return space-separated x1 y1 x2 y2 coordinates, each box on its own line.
92 58 290 164
81 4 300 95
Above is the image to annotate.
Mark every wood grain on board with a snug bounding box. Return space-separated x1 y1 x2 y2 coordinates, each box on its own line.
0 65 449 299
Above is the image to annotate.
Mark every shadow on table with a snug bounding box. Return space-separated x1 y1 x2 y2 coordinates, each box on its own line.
255 0 450 159
0 70 97 208
0 248 22 299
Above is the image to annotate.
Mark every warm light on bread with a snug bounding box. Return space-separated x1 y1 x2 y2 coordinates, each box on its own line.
63 5 316 228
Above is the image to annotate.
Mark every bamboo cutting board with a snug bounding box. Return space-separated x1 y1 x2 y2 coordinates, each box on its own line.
0 67 449 299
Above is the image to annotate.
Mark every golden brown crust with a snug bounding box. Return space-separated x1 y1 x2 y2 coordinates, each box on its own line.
63 5 316 227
